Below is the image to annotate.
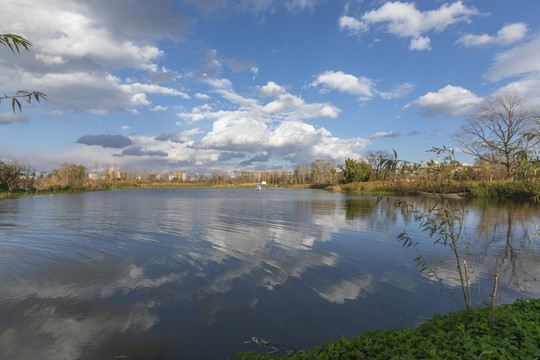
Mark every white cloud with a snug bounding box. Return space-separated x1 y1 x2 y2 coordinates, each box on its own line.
298 103 340 119
371 131 399 139
0 0 189 114
176 105 215 122
341 1 478 50
200 111 269 150
378 82 415 99
127 83 190 99
171 83 365 166
201 76 233 90
150 105 168 112
261 92 339 118
363 1 477 36
494 72 540 107
497 23 528 45
338 15 368 35
217 89 259 108
483 33 540 81
0 112 29 125
259 81 286 97
457 23 528 47
311 71 374 99
405 85 483 116
155 128 201 143
1 1 171 71
35 53 65 65
195 93 211 100
182 0 326 15
410 36 431 51
263 93 305 114
1 72 187 114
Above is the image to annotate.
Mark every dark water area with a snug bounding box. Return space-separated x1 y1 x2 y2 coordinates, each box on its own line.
0 188 539 359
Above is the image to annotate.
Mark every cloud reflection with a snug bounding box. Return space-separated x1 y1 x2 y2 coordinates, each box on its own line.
315 275 375 304
0 302 157 360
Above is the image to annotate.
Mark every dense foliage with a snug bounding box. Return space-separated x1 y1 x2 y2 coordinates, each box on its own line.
0 160 32 196
339 158 372 183
236 298 540 360
50 162 87 190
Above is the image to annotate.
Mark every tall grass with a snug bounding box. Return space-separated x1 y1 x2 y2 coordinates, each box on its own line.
338 180 539 201
340 180 469 196
468 181 539 200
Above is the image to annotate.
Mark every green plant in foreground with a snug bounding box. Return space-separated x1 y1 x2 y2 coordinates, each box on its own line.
395 195 472 311
236 298 540 359
392 146 474 311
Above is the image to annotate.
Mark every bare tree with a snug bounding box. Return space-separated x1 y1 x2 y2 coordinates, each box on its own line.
453 91 538 179
53 163 87 189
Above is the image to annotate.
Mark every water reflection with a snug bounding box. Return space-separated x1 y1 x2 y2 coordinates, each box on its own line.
380 196 540 302
0 189 538 359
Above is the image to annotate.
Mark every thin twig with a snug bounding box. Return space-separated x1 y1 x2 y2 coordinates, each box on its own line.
490 273 499 328
463 259 472 310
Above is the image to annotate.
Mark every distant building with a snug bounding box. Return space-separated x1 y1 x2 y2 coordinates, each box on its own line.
171 171 187 181
108 170 127 180
34 171 51 178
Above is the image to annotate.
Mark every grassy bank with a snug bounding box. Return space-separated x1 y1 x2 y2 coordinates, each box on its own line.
0 181 242 199
2 179 538 201
0 181 315 199
236 298 540 360
336 180 539 201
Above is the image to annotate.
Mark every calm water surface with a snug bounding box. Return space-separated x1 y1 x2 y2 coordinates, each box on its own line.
0 188 539 359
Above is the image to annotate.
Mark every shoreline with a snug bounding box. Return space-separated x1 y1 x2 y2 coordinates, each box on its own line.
1 179 538 202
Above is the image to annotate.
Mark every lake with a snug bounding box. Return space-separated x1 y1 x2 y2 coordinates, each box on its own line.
0 188 539 359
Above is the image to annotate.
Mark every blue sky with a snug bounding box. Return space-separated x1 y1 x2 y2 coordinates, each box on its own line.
1 0 539 174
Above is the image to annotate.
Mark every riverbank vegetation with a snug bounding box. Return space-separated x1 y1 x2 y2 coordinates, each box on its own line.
236 298 540 359
1 158 539 201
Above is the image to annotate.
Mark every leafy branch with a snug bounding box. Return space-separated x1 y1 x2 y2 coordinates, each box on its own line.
0 33 47 112
379 146 474 311
0 91 47 112
393 197 471 310
0 33 32 53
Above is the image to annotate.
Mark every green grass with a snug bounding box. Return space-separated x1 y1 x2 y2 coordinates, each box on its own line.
236 298 540 360
336 180 540 201
339 180 469 196
0 182 232 199
468 181 539 200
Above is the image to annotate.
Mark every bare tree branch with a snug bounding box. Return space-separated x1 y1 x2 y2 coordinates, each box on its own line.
452 90 538 179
